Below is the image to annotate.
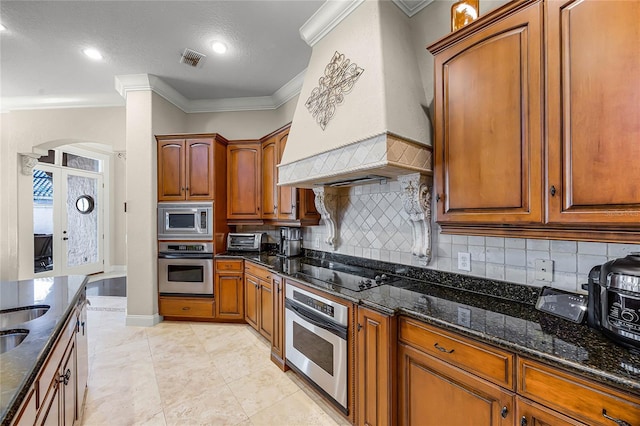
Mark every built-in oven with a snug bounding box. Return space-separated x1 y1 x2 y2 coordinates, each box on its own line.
285 283 349 414
157 202 213 240
158 242 213 296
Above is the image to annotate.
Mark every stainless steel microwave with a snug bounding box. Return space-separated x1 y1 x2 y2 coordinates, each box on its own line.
157 202 213 240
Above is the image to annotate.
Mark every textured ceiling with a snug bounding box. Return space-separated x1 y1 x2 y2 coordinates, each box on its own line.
0 0 325 110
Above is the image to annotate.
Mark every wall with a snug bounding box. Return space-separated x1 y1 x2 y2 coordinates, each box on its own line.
301 0 640 293
186 96 298 139
0 107 126 280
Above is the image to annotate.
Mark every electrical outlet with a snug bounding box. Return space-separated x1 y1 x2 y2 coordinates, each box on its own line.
458 252 471 271
535 259 554 282
314 236 320 249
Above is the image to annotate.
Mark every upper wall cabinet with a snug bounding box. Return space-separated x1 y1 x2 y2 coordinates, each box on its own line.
227 141 262 221
428 0 640 242
157 137 216 201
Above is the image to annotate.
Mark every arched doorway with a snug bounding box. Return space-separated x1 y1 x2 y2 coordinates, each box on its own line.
32 143 110 277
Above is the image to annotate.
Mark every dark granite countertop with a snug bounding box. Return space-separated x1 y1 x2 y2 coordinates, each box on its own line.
0 275 88 425
217 251 640 396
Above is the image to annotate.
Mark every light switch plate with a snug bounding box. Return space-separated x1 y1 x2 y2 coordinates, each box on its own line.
535 259 554 282
458 252 471 271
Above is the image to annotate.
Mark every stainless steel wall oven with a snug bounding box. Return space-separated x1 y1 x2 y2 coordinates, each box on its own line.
285 283 349 414
158 242 213 296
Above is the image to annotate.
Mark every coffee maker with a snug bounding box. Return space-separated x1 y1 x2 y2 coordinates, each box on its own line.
279 227 302 257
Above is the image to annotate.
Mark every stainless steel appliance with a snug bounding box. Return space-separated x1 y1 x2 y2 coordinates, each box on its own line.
226 233 265 252
586 252 640 349
293 258 399 292
285 283 348 414
157 202 213 240
158 242 213 296
279 227 302 257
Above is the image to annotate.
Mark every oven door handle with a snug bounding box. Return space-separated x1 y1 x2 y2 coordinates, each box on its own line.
285 299 348 340
158 253 213 259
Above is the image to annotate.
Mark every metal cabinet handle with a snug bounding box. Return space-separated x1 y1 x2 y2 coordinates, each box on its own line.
59 369 71 386
602 409 631 426
520 416 527 426
434 343 455 354
436 194 441 202
550 185 557 196
500 406 508 419
182 307 190 311
357 323 362 332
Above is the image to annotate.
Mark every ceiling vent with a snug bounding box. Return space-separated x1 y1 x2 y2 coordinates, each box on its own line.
180 48 206 68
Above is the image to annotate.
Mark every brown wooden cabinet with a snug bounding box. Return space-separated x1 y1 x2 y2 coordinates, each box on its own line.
546 0 640 227
261 136 278 220
227 141 261 222
214 259 244 321
516 397 586 426
157 138 215 201
159 297 214 319
429 0 544 226
244 261 274 340
428 0 640 242
270 274 287 371
356 306 396 426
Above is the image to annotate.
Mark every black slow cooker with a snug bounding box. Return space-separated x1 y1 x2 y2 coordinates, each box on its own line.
586 253 640 350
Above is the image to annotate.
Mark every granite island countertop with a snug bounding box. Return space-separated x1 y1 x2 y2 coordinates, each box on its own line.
217 251 640 396
0 275 88 425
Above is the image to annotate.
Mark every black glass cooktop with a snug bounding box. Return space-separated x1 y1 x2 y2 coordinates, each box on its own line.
292 258 400 292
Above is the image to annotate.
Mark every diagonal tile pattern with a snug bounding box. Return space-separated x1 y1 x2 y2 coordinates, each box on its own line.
82 296 348 426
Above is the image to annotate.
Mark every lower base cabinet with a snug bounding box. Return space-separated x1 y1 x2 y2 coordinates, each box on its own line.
270 275 287 370
398 342 514 426
244 261 274 341
214 259 244 321
159 297 214 319
356 307 396 426
516 397 586 426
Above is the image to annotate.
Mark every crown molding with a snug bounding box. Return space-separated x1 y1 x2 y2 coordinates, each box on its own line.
392 0 434 17
300 0 365 47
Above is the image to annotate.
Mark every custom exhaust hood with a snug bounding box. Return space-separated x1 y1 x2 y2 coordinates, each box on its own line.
278 0 433 189
278 0 434 264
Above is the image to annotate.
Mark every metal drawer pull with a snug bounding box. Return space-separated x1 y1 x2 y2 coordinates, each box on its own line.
434 343 454 354
182 307 191 311
500 406 508 418
602 409 631 426
520 416 527 426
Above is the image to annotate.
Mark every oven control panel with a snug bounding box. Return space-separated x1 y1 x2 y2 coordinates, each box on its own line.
293 290 335 318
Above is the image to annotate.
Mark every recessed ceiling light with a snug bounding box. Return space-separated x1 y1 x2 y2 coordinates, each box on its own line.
83 48 103 60
211 41 227 54
0 24 6 32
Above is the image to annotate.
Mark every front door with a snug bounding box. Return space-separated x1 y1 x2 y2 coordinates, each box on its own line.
33 162 104 276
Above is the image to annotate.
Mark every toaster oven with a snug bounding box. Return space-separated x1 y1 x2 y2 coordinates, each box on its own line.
226 233 266 252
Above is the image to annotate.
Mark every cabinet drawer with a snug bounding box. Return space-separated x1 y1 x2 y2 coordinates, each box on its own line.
159 297 213 318
245 261 272 282
399 317 514 389
518 358 640 426
216 259 243 272
37 312 76 399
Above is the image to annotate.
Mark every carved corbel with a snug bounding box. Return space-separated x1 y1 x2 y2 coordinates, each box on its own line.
20 152 44 175
312 186 340 249
398 173 432 265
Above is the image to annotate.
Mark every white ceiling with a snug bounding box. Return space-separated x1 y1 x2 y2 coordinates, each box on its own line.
0 0 326 111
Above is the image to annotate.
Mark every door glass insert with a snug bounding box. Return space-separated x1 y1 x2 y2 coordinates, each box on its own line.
33 169 54 273
167 265 204 283
66 174 99 267
293 321 334 375
63 152 100 172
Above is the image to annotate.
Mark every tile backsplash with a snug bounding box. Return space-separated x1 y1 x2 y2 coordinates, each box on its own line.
302 181 640 293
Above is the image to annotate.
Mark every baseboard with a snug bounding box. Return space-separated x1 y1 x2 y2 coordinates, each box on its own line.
125 313 162 327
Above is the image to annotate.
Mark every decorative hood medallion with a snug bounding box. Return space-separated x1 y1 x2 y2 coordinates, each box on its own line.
305 51 364 130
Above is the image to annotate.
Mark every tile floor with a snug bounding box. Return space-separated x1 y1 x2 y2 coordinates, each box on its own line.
82 296 349 426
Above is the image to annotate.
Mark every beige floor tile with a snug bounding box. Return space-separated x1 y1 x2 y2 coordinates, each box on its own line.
249 390 341 426
227 365 301 416
163 384 249 426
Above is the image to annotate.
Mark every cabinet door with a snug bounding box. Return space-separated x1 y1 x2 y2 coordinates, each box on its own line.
299 189 320 222
157 140 185 201
270 275 286 368
546 0 640 225
259 279 273 340
432 2 543 225
276 131 297 220
39 383 60 426
244 274 260 330
261 137 277 219
215 273 244 320
356 307 396 426
227 143 261 220
13 387 37 426
516 397 585 426
185 139 214 200
398 343 514 426
61 343 76 426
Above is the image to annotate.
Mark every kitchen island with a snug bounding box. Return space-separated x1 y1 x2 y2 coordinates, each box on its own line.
0 275 88 425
